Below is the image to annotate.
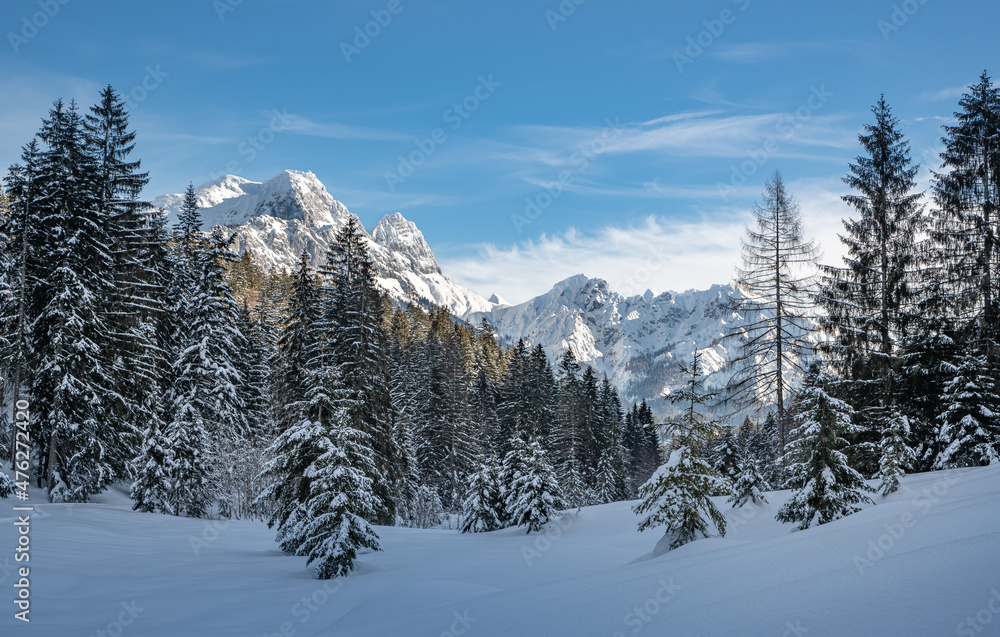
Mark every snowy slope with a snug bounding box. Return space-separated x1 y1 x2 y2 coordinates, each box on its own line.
3 465 997 636
152 171 496 317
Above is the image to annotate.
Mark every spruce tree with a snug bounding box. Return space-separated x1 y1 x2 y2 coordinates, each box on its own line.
931 72 1000 364
820 95 924 477
634 350 728 552
878 411 915 496
461 456 506 533
298 403 382 578
728 447 770 507
324 217 399 523
1 140 43 471
506 437 562 533
776 367 874 530
934 354 1000 468
84 86 157 479
623 401 661 497
31 100 119 501
552 349 585 501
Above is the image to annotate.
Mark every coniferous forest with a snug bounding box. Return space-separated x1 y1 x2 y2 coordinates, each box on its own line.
2 71 1000 581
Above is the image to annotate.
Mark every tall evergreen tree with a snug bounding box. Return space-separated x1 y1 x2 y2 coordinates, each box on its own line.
931 72 1000 364
1 140 43 470
725 171 819 453
819 95 924 476
324 217 399 523
30 100 119 501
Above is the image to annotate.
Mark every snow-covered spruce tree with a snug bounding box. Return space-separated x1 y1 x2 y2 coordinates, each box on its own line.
296 371 382 579
260 361 382 579
496 339 531 453
634 350 728 552
934 354 1000 469
819 95 924 476
323 217 400 524
724 171 819 454
161 385 211 518
84 85 157 480
878 410 915 497
274 252 323 433
776 366 874 530
1 140 45 471
130 321 174 514
505 437 562 534
461 456 506 533
595 445 627 504
709 426 742 487
728 447 770 507
412 308 480 511
30 100 118 501
593 377 629 503
931 72 1000 365
552 348 590 508
386 307 421 526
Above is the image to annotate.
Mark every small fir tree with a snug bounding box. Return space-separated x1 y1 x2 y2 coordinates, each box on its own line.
634 351 728 552
776 368 874 530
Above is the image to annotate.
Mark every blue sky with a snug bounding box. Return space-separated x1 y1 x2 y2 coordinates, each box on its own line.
1 0 996 302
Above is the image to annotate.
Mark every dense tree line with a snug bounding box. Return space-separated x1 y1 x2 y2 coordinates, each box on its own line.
0 86 658 578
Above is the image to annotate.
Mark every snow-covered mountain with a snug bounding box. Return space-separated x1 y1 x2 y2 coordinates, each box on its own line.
152 170 496 317
469 275 747 408
154 170 797 410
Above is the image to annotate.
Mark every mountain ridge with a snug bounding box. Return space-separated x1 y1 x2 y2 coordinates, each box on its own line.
152 170 775 409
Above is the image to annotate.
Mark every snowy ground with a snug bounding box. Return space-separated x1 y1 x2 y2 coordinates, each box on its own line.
1 465 999 636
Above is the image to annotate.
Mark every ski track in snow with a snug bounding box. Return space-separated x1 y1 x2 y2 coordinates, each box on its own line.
1 465 998 636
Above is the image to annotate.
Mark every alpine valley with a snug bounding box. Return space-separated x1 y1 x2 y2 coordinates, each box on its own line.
153 170 747 408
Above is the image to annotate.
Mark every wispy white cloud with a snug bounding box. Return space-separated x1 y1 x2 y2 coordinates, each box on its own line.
283 116 410 142
710 40 874 63
437 175 855 304
918 85 969 102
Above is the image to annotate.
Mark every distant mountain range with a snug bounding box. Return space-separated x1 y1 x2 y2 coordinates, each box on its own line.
153 170 756 410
